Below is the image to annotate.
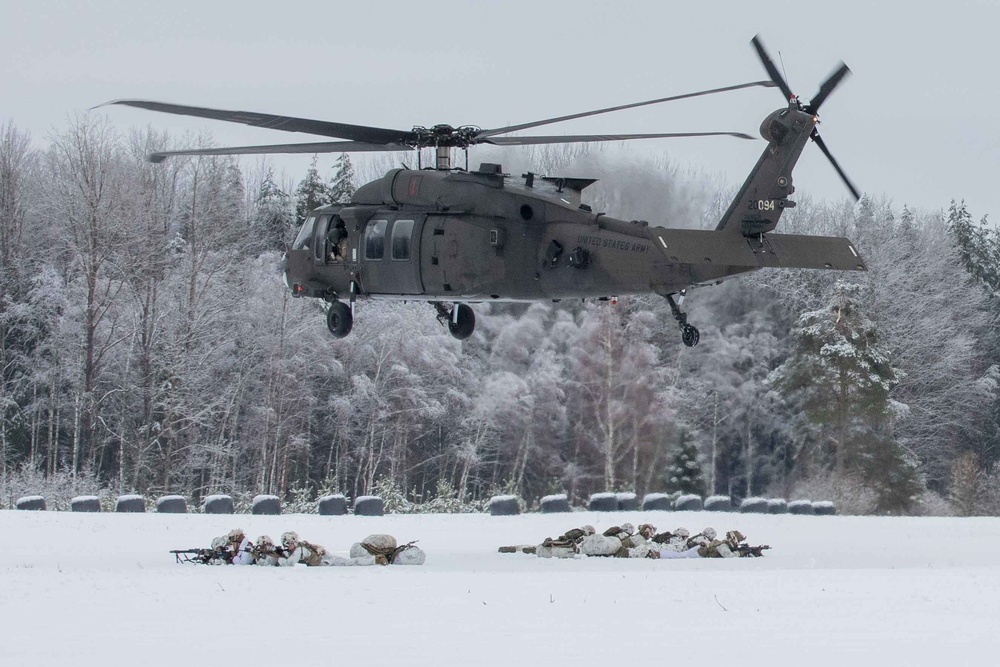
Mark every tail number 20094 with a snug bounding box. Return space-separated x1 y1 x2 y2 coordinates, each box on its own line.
748 199 777 211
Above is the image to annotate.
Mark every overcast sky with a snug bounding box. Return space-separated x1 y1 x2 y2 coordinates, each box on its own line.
4 0 998 221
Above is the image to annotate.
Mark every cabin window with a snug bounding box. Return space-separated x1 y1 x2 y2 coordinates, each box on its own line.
293 216 317 250
313 216 330 262
391 220 414 260
364 219 388 260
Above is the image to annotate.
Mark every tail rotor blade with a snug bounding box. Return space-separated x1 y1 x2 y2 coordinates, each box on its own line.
811 129 860 201
805 62 851 114
751 34 794 101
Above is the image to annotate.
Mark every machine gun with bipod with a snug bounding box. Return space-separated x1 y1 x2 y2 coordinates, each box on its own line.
170 547 233 565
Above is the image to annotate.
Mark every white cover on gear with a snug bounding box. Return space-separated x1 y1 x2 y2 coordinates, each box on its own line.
578 534 622 556
658 546 703 559
232 536 254 565
393 545 426 565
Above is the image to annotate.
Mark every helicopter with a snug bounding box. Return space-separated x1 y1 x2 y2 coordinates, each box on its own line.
105 36 864 347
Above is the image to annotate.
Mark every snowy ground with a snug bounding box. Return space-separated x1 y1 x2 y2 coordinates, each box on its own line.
1 509 998 666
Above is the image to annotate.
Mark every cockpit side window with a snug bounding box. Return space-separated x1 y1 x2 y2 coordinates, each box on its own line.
313 216 330 262
364 219 388 260
391 220 414 260
293 216 317 250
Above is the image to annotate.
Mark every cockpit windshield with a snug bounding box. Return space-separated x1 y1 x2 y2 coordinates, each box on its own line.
293 216 317 250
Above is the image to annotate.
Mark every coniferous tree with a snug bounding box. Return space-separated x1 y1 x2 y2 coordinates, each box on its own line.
329 153 356 204
772 280 922 512
294 156 331 225
663 430 706 496
250 167 293 251
947 200 1000 295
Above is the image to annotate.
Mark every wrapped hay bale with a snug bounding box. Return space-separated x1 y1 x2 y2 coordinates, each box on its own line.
767 498 788 514
203 495 234 514
116 495 146 513
703 495 733 512
588 492 618 512
354 495 385 516
15 496 46 511
251 494 281 515
674 494 703 511
318 494 348 516
641 493 673 511
71 495 100 512
788 500 815 515
539 494 571 513
156 495 187 513
812 501 837 516
739 497 768 514
616 492 639 511
489 495 520 516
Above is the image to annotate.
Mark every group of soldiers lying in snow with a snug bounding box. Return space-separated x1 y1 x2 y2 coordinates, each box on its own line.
500 523 769 559
172 528 425 566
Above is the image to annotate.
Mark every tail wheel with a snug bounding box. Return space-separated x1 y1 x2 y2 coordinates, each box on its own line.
448 304 475 340
326 301 353 338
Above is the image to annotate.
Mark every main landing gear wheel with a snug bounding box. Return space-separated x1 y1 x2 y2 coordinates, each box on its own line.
665 291 699 348
326 301 353 338
448 303 476 340
681 324 700 348
433 302 476 340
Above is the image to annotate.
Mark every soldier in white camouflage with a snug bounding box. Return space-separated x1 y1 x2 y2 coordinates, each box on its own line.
533 524 595 558
210 528 255 565
349 534 426 565
624 523 659 558
281 531 384 566
646 527 769 559
576 523 633 557
251 535 284 566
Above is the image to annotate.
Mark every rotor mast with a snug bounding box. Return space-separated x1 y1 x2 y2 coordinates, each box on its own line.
436 146 450 170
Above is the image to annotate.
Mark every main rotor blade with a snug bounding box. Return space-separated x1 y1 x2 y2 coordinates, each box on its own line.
810 129 860 201
805 62 851 114
474 81 776 140
146 141 412 163
99 100 418 144
751 34 794 102
483 131 755 146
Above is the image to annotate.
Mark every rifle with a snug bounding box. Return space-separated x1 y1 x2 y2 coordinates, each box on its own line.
170 547 231 565
249 544 291 563
735 544 771 558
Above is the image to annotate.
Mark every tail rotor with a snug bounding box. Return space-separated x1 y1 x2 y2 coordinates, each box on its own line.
751 34 860 201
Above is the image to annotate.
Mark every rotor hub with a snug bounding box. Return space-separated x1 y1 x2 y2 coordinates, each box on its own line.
410 124 482 149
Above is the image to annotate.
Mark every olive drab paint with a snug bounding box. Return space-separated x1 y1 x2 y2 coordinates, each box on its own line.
107 35 864 347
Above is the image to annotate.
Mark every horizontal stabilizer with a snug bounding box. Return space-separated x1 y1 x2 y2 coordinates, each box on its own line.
765 233 866 271
650 229 865 272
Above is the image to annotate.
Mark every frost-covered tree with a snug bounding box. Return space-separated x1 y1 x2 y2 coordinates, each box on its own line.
771 280 898 473
294 156 330 225
771 280 921 512
948 200 1000 296
329 153 356 204
663 430 705 496
248 166 293 252
567 299 669 492
46 116 132 477
0 122 35 477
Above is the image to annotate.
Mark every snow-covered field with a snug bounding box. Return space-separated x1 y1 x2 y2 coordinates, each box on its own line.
2 509 998 666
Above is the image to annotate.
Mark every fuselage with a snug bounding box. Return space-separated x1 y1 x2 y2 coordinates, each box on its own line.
284 165 788 304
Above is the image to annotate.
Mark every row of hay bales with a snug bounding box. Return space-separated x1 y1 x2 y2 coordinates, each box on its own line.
11 494 388 516
15 491 836 517
487 493 836 516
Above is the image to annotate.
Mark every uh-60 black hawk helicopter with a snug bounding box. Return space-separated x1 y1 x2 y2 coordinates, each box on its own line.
106 36 864 347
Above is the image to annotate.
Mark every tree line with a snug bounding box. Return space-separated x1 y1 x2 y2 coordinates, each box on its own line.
1 117 999 515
